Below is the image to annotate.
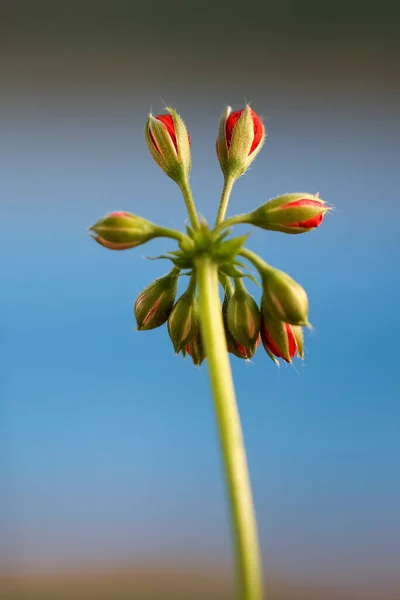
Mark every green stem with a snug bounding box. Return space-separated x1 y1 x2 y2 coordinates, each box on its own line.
214 213 251 234
155 226 190 245
179 179 200 230
215 175 236 225
240 247 271 274
196 256 263 600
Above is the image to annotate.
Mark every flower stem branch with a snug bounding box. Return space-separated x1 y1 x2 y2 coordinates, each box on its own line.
214 212 250 233
196 256 263 600
215 175 236 225
155 226 191 245
179 179 200 230
239 247 271 274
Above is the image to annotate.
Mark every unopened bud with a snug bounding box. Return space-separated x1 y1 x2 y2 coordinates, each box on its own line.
226 279 261 356
261 267 309 326
216 105 265 179
145 109 191 184
261 300 301 364
185 330 205 366
168 280 199 353
246 193 329 234
89 211 161 250
134 268 179 331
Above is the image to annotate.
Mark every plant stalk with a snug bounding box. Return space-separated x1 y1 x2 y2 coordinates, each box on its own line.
215 175 236 225
179 179 200 230
196 256 263 600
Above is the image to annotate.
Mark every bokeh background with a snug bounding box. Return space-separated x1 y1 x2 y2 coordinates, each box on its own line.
1 1 399 598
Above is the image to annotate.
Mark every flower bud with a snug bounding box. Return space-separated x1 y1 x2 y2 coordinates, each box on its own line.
222 295 259 359
134 268 179 331
145 108 191 184
246 193 329 234
261 267 309 326
216 105 265 179
226 280 261 356
261 301 302 363
89 211 161 250
185 330 205 366
168 282 199 353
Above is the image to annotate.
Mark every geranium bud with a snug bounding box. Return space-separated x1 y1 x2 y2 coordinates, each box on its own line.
145 108 191 184
261 267 309 326
245 193 329 234
226 279 261 356
261 301 299 363
216 105 265 179
185 330 205 366
89 211 161 250
168 280 199 353
222 294 260 359
134 268 179 331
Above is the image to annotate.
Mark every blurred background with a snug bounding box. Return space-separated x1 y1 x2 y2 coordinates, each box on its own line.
1 1 399 598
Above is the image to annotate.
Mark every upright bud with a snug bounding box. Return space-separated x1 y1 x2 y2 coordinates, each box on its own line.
245 193 329 234
185 330 205 366
145 108 191 184
216 105 265 179
226 279 261 357
261 267 309 326
168 279 199 353
261 300 302 364
89 212 161 250
134 268 179 331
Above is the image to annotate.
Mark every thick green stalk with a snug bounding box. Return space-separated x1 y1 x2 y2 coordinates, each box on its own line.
196 256 263 600
215 175 236 225
179 179 200 230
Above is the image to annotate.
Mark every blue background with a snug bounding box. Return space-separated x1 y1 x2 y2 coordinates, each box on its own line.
1 2 399 597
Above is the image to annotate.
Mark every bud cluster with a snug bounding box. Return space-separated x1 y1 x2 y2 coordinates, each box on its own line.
221 264 308 364
89 102 330 368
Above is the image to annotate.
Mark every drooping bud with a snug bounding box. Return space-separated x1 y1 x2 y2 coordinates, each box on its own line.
226 279 261 357
168 278 199 353
185 330 205 366
245 193 329 234
261 300 299 364
216 105 265 179
222 294 259 359
145 108 191 184
261 267 309 326
134 268 179 331
89 211 162 250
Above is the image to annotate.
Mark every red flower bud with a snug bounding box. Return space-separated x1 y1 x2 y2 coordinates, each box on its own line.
145 108 191 184
283 199 325 230
149 114 191 155
225 108 264 156
216 105 265 179
245 193 329 234
260 299 304 364
262 319 297 363
89 211 162 250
